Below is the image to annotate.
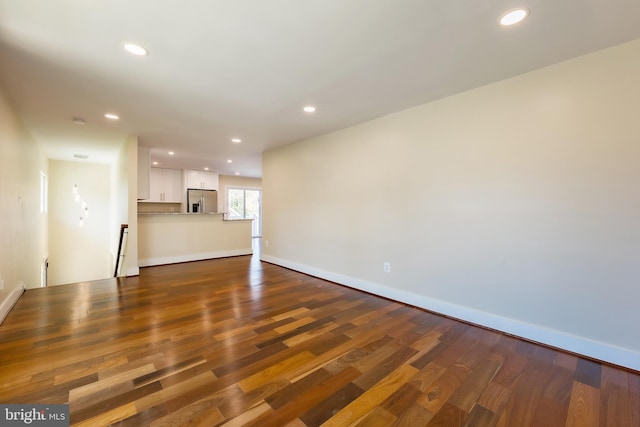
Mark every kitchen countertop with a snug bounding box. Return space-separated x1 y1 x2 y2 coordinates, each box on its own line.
137 212 225 215
137 212 253 221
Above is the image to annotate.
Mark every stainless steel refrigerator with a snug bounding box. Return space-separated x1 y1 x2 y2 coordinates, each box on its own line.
187 189 218 213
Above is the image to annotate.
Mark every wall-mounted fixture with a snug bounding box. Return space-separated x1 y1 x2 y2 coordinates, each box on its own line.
73 184 89 227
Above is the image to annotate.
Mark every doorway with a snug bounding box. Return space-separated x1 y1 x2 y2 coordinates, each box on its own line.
227 188 261 237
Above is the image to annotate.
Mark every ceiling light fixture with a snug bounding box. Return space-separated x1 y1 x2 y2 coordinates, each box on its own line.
500 8 529 26
303 106 316 113
235 172 240 175
168 151 175 155
104 113 119 120
123 43 149 56
231 138 242 143
227 159 233 164
152 161 159 166
204 167 209 171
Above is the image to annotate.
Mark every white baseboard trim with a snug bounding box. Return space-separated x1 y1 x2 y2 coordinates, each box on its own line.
139 248 253 268
126 266 140 277
261 254 640 372
0 284 25 325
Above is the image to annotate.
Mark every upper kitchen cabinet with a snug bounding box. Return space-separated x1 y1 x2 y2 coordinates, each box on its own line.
186 170 218 190
146 168 183 203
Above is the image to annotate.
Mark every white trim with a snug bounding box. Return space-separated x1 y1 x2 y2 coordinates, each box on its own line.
0 284 25 325
261 254 640 371
139 248 253 267
225 185 262 237
225 184 262 191
126 266 140 277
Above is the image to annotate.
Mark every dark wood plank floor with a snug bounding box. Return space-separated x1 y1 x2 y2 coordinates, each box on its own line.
0 254 638 426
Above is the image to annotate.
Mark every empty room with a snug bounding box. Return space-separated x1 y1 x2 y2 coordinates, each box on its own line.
0 1 639 426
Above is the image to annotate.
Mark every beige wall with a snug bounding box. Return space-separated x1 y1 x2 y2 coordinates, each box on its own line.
124 135 139 276
48 160 113 285
138 214 253 266
25 135 135 286
109 137 136 277
0 83 47 319
218 175 262 212
262 40 640 369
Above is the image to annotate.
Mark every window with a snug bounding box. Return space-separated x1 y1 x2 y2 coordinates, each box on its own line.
227 188 261 237
40 172 48 213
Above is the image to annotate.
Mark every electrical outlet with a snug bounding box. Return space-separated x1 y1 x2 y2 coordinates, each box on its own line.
383 262 391 273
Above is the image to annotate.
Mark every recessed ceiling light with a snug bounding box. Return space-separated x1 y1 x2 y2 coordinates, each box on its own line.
227 159 233 163
500 8 529 26
168 151 175 155
71 117 86 125
152 161 158 166
204 167 209 171
235 172 240 175
303 106 316 113
123 43 149 56
231 138 242 143
104 113 119 120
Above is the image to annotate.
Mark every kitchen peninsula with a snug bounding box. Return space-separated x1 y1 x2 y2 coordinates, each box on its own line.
138 213 253 267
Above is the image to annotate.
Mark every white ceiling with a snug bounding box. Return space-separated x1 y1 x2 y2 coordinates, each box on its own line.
1 1 639 178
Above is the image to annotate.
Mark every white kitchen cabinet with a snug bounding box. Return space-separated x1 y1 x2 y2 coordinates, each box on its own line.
186 170 218 190
147 168 182 203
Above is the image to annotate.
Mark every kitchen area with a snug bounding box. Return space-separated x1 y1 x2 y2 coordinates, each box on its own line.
137 147 255 267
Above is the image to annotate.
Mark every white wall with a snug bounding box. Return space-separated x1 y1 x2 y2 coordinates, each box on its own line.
48 160 112 285
0 83 47 321
262 40 640 370
125 135 139 277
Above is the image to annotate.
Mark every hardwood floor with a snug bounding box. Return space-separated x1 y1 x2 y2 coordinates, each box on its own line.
0 255 638 426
